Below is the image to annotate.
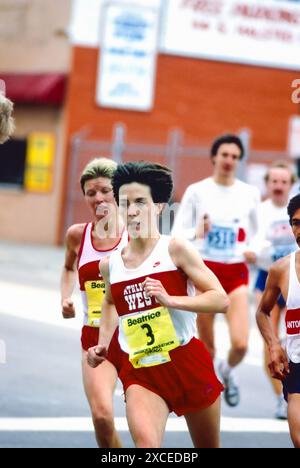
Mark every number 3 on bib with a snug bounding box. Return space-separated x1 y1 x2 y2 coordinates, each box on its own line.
141 323 155 346
121 306 180 368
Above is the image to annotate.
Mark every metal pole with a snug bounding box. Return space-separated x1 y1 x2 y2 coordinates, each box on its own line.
64 134 81 233
166 128 183 189
238 128 251 182
112 123 126 164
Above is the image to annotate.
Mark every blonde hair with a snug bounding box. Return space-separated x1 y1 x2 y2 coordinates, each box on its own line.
0 93 15 144
80 157 117 193
264 160 296 185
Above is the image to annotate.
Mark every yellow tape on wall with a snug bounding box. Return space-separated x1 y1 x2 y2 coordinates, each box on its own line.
24 133 55 192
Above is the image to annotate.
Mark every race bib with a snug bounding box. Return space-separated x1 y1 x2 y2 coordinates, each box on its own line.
85 280 105 327
121 306 180 368
205 224 238 258
269 221 295 262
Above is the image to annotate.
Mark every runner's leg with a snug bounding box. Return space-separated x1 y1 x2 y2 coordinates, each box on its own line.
125 384 169 448
287 394 300 448
82 351 121 448
226 285 249 368
196 314 216 359
184 397 221 448
218 285 249 406
262 301 284 397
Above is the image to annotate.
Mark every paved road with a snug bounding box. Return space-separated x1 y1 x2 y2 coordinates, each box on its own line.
0 241 293 448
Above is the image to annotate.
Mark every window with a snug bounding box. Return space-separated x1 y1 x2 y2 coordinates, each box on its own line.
0 138 27 187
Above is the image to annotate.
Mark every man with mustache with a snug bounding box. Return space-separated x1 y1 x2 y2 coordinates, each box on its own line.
172 134 259 407
254 161 297 420
256 193 300 448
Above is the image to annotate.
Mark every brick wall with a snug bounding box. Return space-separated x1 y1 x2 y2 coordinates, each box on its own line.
59 46 299 240
66 47 297 150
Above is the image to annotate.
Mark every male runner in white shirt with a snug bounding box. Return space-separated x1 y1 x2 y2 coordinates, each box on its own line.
172 134 259 407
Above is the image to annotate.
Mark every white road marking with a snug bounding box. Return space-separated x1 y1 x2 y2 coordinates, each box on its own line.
0 281 82 330
0 416 289 433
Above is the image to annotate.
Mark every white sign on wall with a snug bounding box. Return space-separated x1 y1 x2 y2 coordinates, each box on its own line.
69 0 103 47
161 0 300 71
96 2 160 111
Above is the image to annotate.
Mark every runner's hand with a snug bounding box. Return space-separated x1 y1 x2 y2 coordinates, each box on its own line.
87 345 108 368
143 277 173 308
195 214 211 239
244 251 257 264
268 344 290 381
62 298 76 319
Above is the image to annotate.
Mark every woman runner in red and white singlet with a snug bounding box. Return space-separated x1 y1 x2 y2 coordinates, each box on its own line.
60 158 127 448
88 162 229 448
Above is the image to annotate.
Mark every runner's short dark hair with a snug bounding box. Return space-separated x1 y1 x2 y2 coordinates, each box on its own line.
210 134 245 160
288 194 300 225
112 161 173 204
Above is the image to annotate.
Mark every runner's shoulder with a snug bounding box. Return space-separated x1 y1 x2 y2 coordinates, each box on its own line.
168 236 196 261
65 223 87 247
183 177 212 195
258 198 272 215
269 255 290 278
235 179 260 197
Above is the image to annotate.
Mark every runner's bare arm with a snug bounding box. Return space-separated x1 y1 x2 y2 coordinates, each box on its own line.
256 261 289 380
172 186 200 240
87 257 119 368
143 238 229 314
60 224 84 319
99 257 119 347
244 187 260 264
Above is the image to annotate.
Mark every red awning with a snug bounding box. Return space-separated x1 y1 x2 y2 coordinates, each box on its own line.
0 73 67 105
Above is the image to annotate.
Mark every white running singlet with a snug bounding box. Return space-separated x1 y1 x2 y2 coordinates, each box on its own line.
172 177 260 264
255 199 298 271
78 223 128 327
286 252 300 364
109 236 197 367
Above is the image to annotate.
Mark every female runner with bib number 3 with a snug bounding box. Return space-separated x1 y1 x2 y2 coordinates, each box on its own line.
88 162 229 448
